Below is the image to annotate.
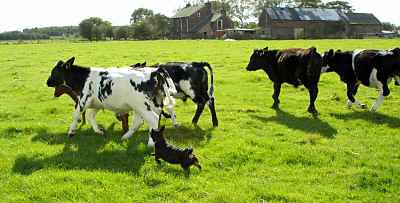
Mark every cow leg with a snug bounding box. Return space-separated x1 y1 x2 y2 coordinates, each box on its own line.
305 83 319 116
166 105 179 127
121 115 144 140
346 83 357 108
117 113 129 133
271 82 281 109
371 82 389 112
208 97 218 127
68 107 82 137
351 84 367 109
192 99 206 126
140 111 160 147
87 109 104 135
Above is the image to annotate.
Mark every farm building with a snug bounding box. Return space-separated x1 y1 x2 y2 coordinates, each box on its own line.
259 7 382 39
170 2 233 39
342 13 382 38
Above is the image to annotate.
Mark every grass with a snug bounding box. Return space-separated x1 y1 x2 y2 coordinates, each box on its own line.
0 39 400 202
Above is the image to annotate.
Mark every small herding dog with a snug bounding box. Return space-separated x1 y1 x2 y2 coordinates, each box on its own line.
151 126 202 173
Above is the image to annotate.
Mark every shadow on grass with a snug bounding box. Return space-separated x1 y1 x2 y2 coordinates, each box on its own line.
10 123 214 175
165 125 214 147
330 111 400 128
12 123 150 175
249 109 337 138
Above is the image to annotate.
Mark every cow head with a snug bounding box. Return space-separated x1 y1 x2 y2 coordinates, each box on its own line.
321 49 336 73
46 57 75 87
246 47 273 71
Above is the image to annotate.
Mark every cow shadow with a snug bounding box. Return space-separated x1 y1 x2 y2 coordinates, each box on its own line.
330 111 400 128
12 123 149 175
249 110 338 138
164 125 214 147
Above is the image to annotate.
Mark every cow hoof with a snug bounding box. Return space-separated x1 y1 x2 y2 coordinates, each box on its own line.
68 133 76 138
360 104 367 109
173 123 181 128
95 128 105 135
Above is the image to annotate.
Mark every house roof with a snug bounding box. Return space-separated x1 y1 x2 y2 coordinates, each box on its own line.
172 4 203 18
343 13 381 25
266 7 343 21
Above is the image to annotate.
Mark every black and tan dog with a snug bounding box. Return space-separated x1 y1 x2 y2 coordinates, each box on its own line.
151 126 201 173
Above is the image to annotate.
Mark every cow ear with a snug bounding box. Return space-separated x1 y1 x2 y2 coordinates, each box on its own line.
65 57 75 68
328 49 334 55
264 47 268 51
142 62 147 66
310 47 317 53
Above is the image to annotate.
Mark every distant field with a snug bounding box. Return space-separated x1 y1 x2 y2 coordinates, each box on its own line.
0 39 399 202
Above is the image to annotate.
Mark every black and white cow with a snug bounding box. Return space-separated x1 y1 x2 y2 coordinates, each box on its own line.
246 47 323 115
46 57 177 146
322 48 400 111
132 62 218 127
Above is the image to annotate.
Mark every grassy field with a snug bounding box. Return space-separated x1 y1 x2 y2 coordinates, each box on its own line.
0 39 400 202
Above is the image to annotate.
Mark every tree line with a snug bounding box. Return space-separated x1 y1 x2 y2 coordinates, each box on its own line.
0 0 398 41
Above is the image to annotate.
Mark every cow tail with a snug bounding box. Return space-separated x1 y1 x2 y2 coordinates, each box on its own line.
202 62 215 100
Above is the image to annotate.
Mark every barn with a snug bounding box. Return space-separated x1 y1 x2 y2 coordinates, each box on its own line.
259 7 382 39
342 12 382 38
170 3 233 39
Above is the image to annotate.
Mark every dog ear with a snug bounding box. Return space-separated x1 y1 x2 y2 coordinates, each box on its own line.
159 125 165 132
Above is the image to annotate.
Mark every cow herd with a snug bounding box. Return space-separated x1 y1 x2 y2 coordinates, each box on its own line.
46 46 400 173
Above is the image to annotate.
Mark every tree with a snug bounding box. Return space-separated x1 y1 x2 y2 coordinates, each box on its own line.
324 0 354 12
114 26 130 40
250 0 292 17
382 22 397 31
145 14 171 38
130 8 154 24
227 0 253 27
132 22 152 40
293 0 323 8
79 17 113 41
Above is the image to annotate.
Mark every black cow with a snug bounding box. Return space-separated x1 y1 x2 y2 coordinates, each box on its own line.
246 47 322 116
322 48 400 111
132 62 218 127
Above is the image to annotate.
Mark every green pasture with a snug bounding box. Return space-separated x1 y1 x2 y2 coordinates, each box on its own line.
0 39 399 202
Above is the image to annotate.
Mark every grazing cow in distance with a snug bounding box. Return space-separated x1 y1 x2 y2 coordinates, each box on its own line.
132 62 218 127
246 47 323 116
322 48 400 111
46 57 177 146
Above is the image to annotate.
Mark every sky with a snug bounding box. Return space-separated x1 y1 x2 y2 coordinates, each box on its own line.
0 0 399 32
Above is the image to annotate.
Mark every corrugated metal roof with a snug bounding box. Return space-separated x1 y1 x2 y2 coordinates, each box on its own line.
172 4 203 18
266 7 343 21
343 13 381 25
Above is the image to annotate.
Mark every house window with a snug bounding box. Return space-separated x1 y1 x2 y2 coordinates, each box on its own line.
218 19 224 30
197 12 201 17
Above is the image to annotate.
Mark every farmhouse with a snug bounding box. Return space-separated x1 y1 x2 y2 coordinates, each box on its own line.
170 2 233 39
259 7 382 39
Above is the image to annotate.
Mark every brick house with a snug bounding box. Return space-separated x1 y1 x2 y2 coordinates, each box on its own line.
259 7 382 39
170 2 233 39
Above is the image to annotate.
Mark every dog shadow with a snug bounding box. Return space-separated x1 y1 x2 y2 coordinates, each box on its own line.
11 123 149 175
249 109 338 138
330 111 400 128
